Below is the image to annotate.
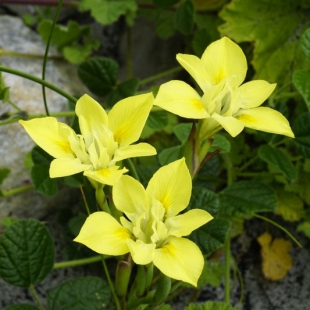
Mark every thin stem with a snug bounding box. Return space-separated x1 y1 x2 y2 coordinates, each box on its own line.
231 256 244 310
29 285 45 310
238 155 258 173
254 214 302 248
139 66 182 85
0 65 77 103
1 184 33 197
0 49 62 60
101 255 121 310
7 100 22 111
0 0 78 6
53 255 102 269
124 158 140 181
224 237 231 304
42 0 64 116
79 183 90 216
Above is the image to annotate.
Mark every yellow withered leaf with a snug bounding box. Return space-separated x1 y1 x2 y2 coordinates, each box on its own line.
257 232 293 281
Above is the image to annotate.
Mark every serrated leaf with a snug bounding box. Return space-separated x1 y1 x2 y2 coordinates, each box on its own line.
31 165 58 196
78 57 118 97
293 70 310 110
0 219 54 287
209 134 230 153
219 181 277 217
47 277 111 310
191 219 230 255
301 27 310 63
106 78 139 107
174 0 195 35
297 221 310 238
197 260 225 288
257 232 292 281
219 0 310 86
79 0 137 26
186 301 237 310
153 0 179 8
292 112 310 158
173 123 192 143
158 145 182 165
275 191 304 222
188 187 219 216
63 44 93 65
258 145 296 181
5 305 40 310
0 167 10 185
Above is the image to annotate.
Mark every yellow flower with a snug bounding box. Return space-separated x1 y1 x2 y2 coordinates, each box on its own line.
20 93 156 186
74 158 213 286
154 37 294 138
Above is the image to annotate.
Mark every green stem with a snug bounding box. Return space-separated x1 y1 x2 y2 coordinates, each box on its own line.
124 158 140 181
0 65 77 103
224 237 231 304
1 184 33 197
238 155 258 173
0 49 62 60
53 255 102 269
139 66 182 85
254 214 302 247
42 0 64 116
8 100 22 111
29 284 45 310
101 255 121 310
79 183 90 216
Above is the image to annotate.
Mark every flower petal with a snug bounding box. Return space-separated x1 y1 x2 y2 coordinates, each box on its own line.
108 93 154 146
20 118 74 159
84 166 128 186
75 94 109 137
74 211 131 255
153 236 204 286
146 158 191 218
176 54 211 91
165 209 213 237
201 36 247 87
238 80 276 109
127 239 156 265
113 175 149 214
211 113 244 137
236 107 295 137
154 80 209 119
50 158 91 178
113 143 157 162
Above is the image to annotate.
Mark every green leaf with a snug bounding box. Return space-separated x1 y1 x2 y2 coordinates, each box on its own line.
258 145 296 181
197 260 225 288
68 214 88 237
106 78 140 107
209 134 231 153
301 27 310 63
154 305 172 310
297 221 310 238
0 219 54 287
31 146 53 166
63 44 96 65
219 0 310 86
0 167 10 185
174 0 195 35
78 57 118 97
158 145 182 165
186 301 238 310
219 181 277 217
31 165 58 196
5 305 40 310
153 0 179 8
188 187 219 216
79 0 138 26
147 110 168 130
293 70 310 110
173 123 192 143
47 277 111 310
292 112 310 158
1 217 19 228
191 219 230 255
155 10 176 39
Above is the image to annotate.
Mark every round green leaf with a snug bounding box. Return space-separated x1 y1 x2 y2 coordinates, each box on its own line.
6 305 40 310
78 57 119 97
292 112 310 158
0 219 54 287
258 144 296 181
158 145 182 166
173 123 192 143
209 134 231 154
293 69 310 110
301 27 310 63
219 181 277 217
174 0 195 35
47 277 111 310
31 165 58 196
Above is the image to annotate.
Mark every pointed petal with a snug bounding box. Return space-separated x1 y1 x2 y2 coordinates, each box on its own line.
108 93 154 146
113 175 149 214
201 37 247 86
113 143 157 162
165 210 213 237
75 94 109 137
84 166 128 186
176 54 211 91
74 211 130 255
153 236 204 286
154 80 209 119
20 118 74 159
127 239 156 265
238 81 276 109
146 158 191 218
212 113 244 137
236 107 295 137
50 158 91 178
